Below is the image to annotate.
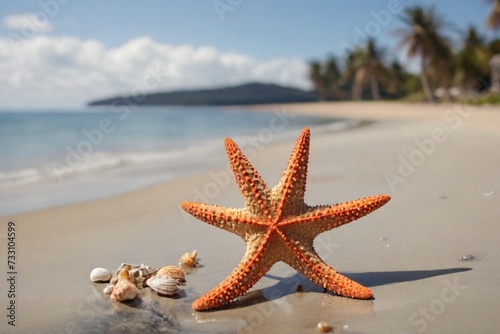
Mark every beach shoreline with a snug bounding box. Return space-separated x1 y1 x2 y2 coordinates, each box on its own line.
2 101 500 333
0 107 335 217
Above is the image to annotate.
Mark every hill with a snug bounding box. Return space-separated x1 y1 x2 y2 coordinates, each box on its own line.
87 83 318 106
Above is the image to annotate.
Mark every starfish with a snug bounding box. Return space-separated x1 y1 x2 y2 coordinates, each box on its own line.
181 127 390 311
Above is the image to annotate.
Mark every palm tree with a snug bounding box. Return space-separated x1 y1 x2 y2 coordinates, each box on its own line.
456 26 488 96
308 61 327 100
342 39 387 100
342 49 364 100
487 0 500 31
365 39 388 100
308 57 344 100
394 6 453 102
322 56 345 99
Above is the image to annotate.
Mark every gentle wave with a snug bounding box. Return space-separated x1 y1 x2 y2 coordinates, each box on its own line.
0 119 360 189
0 168 44 187
0 142 221 188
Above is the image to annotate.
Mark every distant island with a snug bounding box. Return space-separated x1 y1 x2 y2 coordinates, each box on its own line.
87 83 318 106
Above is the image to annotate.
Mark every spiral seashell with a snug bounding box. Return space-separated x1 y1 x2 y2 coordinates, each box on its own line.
90 268 112 283
145 275 178 296
179 250 198 267
111 279 139 301
156 266 186 284
110 265 139 302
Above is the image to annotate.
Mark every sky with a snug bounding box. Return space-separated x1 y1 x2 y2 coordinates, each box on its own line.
0 1 494 108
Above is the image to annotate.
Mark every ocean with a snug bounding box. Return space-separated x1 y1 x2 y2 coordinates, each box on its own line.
0 106 354 216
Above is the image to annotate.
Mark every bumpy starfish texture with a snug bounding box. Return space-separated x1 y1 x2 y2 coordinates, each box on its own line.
181 127 390 311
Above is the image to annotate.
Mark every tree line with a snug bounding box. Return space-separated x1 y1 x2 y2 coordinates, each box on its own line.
309 2 500 103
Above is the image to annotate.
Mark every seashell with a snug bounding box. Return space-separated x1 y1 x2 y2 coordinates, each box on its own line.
317 321 333 333
110 278 139 301
103 284 114 295
179 250 198 267
90 268 112 283
118 265 132 279
110 265 139 302
157 266 186 284
145 275 178 296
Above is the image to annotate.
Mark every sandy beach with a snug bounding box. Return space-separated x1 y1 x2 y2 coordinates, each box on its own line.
2 101 500 333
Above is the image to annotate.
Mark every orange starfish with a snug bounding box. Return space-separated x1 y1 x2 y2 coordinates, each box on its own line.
181 127 390 311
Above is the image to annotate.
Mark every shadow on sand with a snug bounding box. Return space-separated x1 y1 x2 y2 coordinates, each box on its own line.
347 267 472 287
224 267 472 310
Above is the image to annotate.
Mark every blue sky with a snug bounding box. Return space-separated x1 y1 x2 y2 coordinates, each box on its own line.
0 1 494 108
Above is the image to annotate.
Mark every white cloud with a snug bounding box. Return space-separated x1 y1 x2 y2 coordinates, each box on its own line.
0 36 311 108
3 13 53 33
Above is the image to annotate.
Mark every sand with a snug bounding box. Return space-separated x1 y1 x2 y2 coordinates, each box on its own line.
1 101 500 333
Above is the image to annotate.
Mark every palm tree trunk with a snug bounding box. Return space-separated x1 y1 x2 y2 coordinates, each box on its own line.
420 56 434 103
352 70 364 100
370 76 380 100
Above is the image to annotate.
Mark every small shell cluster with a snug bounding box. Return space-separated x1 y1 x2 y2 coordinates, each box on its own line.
116 263 158 288
90 252 197 303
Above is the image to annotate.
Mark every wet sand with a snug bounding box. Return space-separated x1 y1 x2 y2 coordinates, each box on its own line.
1 101 500 333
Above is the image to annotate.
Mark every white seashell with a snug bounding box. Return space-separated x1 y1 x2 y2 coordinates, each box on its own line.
103 285 114 295
156 266 186 285
90 268 112 283
110 279 139 301
146 275 178 296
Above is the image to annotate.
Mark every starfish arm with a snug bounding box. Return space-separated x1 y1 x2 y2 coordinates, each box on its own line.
273 127 310 219
275 229 372 299
288 250 372 299
224 138 272 219
192 233 276 311
181 202 267 238
281 195 391 237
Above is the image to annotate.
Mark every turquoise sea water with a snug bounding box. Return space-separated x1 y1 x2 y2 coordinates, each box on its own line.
0 106 349 215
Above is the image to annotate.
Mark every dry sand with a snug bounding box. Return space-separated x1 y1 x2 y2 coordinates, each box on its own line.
1 101 500 333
